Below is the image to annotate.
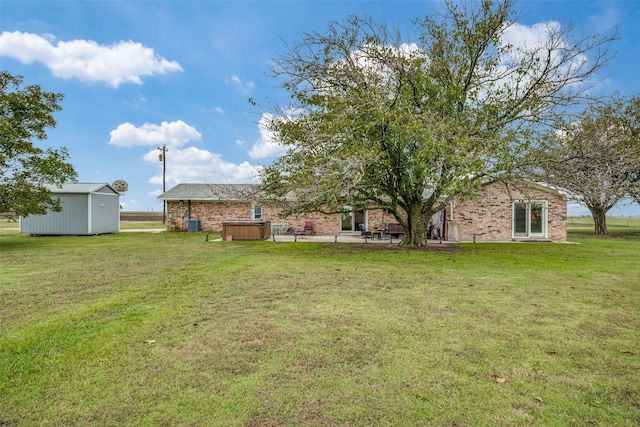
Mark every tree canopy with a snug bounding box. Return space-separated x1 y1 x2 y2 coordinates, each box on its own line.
533 94 640 234
260 0 616 245
0 72 77 217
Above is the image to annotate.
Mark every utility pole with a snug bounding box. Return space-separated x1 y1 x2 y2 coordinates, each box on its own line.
158 145 168 224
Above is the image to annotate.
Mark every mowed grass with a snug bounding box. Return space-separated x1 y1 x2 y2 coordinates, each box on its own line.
119 221 166 230
568 216 640 235
0 220 166 234
1 231 639 426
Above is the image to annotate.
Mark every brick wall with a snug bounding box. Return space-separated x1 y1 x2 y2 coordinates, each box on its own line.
276 211 343 235
451 182 566 241
165 200 344 234
165 181 567 241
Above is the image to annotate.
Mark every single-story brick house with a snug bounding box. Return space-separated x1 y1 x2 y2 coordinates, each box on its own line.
157 181 567 242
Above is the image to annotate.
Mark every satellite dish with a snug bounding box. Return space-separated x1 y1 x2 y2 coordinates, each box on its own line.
112 180 128 193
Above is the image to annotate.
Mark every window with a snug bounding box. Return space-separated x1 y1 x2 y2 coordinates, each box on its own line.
253 204 262 220
513 201 547 238
340 205 366 232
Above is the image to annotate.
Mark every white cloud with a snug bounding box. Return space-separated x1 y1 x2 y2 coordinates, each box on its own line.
109 118 263 194
214 106 224 114
226 74 254 93
590 3 620 33
501 21 563 51
248 113 286 159
119 198 137 210
499 21 587 80
143 146 260 186
0 31 182 87
452 20 590 102
108 120 201 148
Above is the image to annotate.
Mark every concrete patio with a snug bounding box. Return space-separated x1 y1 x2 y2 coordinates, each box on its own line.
226 232 452 245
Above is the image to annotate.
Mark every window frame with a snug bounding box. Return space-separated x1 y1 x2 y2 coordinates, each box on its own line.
252 203 262 220
513 200 547 238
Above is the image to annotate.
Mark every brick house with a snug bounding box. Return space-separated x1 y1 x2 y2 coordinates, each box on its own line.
450 181 567 241
157 181 567 242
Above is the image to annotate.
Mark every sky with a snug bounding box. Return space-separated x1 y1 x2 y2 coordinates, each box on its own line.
1 0 639 216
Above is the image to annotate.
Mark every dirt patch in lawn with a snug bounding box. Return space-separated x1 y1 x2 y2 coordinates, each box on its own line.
320 242 461 252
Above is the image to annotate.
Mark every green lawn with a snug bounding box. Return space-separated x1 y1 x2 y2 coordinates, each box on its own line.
119 220 166 230
568 216 640 234
0 220 165 235
1 230 639 425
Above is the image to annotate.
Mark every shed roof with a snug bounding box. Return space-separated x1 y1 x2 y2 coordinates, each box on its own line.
157 183 261 201
45 183 119 194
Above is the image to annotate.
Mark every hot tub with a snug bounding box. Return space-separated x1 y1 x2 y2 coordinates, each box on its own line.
221 221 271 241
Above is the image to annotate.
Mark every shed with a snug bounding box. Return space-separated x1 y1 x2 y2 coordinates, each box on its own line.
20 183 120 235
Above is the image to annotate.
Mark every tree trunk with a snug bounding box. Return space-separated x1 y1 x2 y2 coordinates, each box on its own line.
402 203 429 246
589 206 608 235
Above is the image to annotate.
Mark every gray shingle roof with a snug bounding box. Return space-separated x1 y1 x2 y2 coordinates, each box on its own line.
157 183 261 201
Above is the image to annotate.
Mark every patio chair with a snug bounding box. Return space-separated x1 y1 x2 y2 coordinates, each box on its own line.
304 221 315 235
359 223 373 238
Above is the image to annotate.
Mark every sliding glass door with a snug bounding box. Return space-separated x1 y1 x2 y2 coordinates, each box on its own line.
513 201 546 238
341 207 366 232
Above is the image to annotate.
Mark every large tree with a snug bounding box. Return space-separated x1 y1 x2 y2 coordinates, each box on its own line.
0 72 77 216
535 94 640 234
260 0 615 246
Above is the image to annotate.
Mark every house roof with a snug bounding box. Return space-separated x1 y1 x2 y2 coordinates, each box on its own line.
514 181 567 200
157 183 261 201
45 183 119 194
157 180 564 204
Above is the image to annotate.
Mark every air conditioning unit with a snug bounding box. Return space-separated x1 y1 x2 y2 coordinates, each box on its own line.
187 219 201 233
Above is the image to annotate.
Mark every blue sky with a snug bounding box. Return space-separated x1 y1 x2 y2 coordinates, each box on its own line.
1 0 639 216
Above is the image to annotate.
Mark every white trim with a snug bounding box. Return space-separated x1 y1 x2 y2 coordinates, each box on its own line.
513 200 548 239
340 206 369 232
87 193 92 235
252 203 262 220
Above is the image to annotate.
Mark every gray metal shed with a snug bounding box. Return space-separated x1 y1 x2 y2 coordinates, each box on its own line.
19 183 120 235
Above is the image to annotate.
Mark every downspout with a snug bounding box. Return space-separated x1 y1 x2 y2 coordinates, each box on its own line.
448 200 459 242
